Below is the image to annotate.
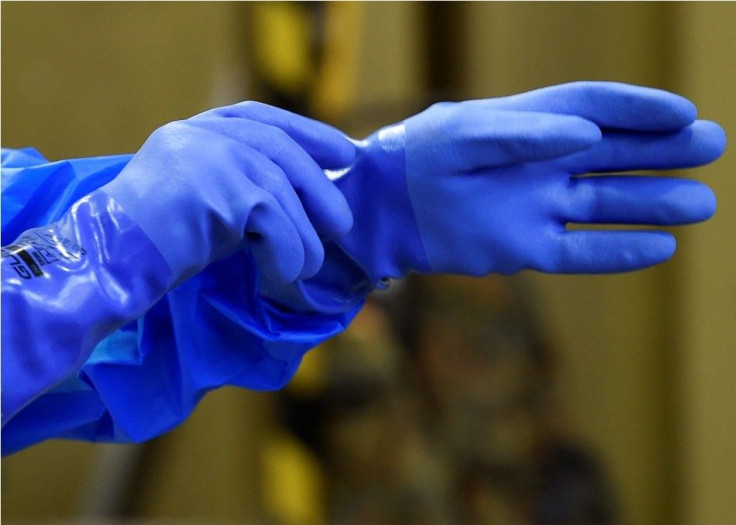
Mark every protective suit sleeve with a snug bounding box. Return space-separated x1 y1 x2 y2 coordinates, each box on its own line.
2 119 361 455
1 189 174 438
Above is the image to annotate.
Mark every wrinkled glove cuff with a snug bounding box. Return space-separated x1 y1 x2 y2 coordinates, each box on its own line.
331 126 431 283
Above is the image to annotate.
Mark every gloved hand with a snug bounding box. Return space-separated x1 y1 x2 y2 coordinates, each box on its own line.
1 102 358 437
328 81 725 283
102 102 356 287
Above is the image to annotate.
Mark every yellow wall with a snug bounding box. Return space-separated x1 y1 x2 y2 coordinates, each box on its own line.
675 5 736 524
1 2 246 157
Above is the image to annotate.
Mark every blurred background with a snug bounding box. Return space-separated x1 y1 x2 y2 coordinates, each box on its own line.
2 2 735 524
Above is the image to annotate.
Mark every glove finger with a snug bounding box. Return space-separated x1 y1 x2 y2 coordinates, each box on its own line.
470 81 697 131
565 176 716 225
238 148 325 280
408 109 601 172
550 230 676 273
199 101 356 168
556 120 726 174
188 118 353 239
246 203 308 283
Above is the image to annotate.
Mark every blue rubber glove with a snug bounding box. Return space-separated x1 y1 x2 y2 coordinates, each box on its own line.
2 103 357 441
328 82 725 283
103 101 355 286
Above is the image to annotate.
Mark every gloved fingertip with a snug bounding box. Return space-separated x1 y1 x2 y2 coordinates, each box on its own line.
670 96 698 127
642 92 698 131
621 232 677 271
659 182 717 224
278 261 305 284
636 232 677 268
320 135 357 169
251 238 305 284
298 264 321 281
658 179 718 226
341 135 359 163
688 184 717 222
298 241 325 281
559 230 678 273
694 120 728 163
325 195 355 239
565 116 603 149
528 115 602 161
335 207 355 238
656 232 677 263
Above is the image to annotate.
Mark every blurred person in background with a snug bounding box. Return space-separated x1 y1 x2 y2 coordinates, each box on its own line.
278 276 616 523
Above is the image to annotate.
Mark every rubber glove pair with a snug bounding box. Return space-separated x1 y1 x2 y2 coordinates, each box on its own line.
63 81 727 316
1 82 725 448
266 82 724 315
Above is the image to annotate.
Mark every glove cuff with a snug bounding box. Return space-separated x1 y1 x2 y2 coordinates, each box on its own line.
330 125 431 283
1 191 174 427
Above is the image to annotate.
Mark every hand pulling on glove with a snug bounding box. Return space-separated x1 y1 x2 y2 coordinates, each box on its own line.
101 102 357 288
0 81 725 452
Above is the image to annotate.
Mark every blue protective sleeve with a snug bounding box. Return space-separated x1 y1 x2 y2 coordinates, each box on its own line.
2 190 174 445
1 149 360 455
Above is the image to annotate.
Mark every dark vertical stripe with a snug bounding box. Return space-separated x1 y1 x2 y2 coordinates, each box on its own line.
17 249 44 277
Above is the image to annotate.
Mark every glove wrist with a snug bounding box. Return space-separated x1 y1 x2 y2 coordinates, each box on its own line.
258 124 428 317
330 124 430 283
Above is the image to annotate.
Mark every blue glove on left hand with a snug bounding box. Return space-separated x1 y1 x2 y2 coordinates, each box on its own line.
103 101 355 287
327 81 725 283
1 102 358 442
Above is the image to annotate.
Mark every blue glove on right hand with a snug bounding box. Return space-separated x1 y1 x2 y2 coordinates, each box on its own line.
328 82 725 283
